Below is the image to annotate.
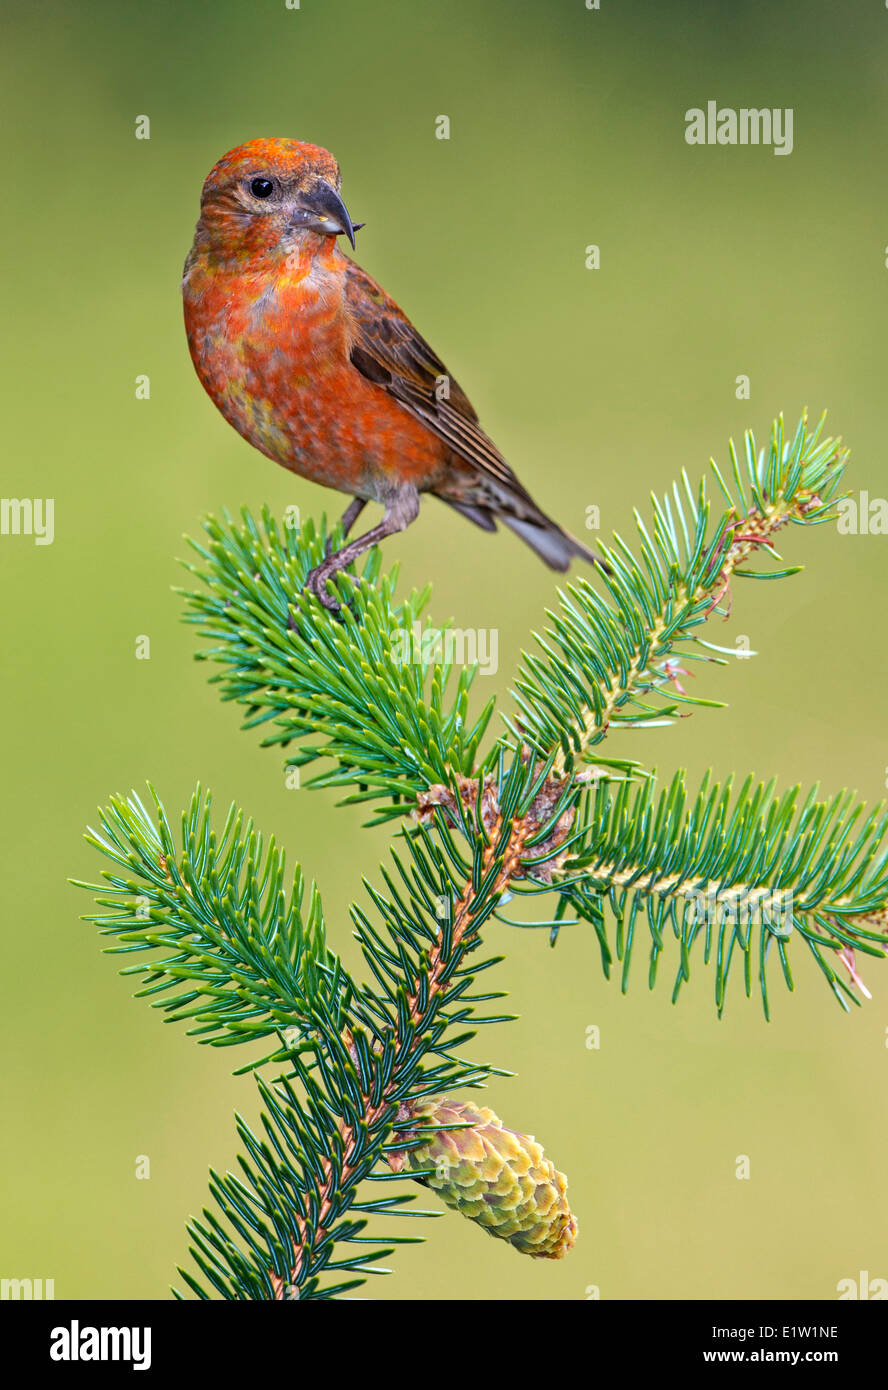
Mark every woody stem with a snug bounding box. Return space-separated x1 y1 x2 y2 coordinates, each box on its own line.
553 496 814 775
270 807 530 1298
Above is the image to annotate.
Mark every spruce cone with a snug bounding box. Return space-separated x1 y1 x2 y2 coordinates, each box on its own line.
391 1097 577 1259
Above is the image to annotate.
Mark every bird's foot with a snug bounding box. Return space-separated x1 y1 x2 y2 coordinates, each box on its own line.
286 564 342 633
289 560 360 626
305 559 346 612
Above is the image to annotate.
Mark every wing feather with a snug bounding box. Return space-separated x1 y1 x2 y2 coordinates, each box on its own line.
345 261 538 506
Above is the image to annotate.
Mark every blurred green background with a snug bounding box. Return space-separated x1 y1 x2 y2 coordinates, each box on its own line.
2 0 887 1301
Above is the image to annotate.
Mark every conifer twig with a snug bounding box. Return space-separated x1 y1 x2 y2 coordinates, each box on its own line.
76 410 887 1299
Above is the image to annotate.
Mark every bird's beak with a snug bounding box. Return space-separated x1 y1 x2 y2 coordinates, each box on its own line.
290 180 359 249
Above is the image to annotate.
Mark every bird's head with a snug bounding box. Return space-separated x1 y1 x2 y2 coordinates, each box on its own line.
192 138 361 264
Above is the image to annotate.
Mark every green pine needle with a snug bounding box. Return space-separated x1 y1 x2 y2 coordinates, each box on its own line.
75 411 886 1301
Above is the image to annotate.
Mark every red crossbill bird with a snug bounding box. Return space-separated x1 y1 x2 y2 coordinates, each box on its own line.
182 138 604 609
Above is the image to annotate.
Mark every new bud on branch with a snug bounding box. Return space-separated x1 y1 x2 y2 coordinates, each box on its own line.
389 1097 577 1260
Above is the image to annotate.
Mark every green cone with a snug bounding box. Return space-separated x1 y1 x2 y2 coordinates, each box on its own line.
396 1097 577 1259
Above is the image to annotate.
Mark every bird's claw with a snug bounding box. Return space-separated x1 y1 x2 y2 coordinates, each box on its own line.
286 567 340 633
308 568 343 614
288 562 360 629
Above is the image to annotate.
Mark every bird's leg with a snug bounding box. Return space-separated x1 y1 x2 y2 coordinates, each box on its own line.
340 497 367 539
306 489 419 613
307 519 400 613
324 497 367 557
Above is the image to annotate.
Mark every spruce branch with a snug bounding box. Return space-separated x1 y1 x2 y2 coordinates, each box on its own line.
556 771 888 1017
180 512 494 822
506 412 847 771
172 411 885 1016
76 409 887 1297
75 786 346 1068
77 767 579 1297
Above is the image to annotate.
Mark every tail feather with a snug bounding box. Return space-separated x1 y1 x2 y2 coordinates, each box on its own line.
443 499 498 533
500 513 603 572
438 488 609 574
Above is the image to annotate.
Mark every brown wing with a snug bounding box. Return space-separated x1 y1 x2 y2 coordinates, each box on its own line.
344 261 539 505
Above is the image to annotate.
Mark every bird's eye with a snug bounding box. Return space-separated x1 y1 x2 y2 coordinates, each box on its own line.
249 177 275 199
